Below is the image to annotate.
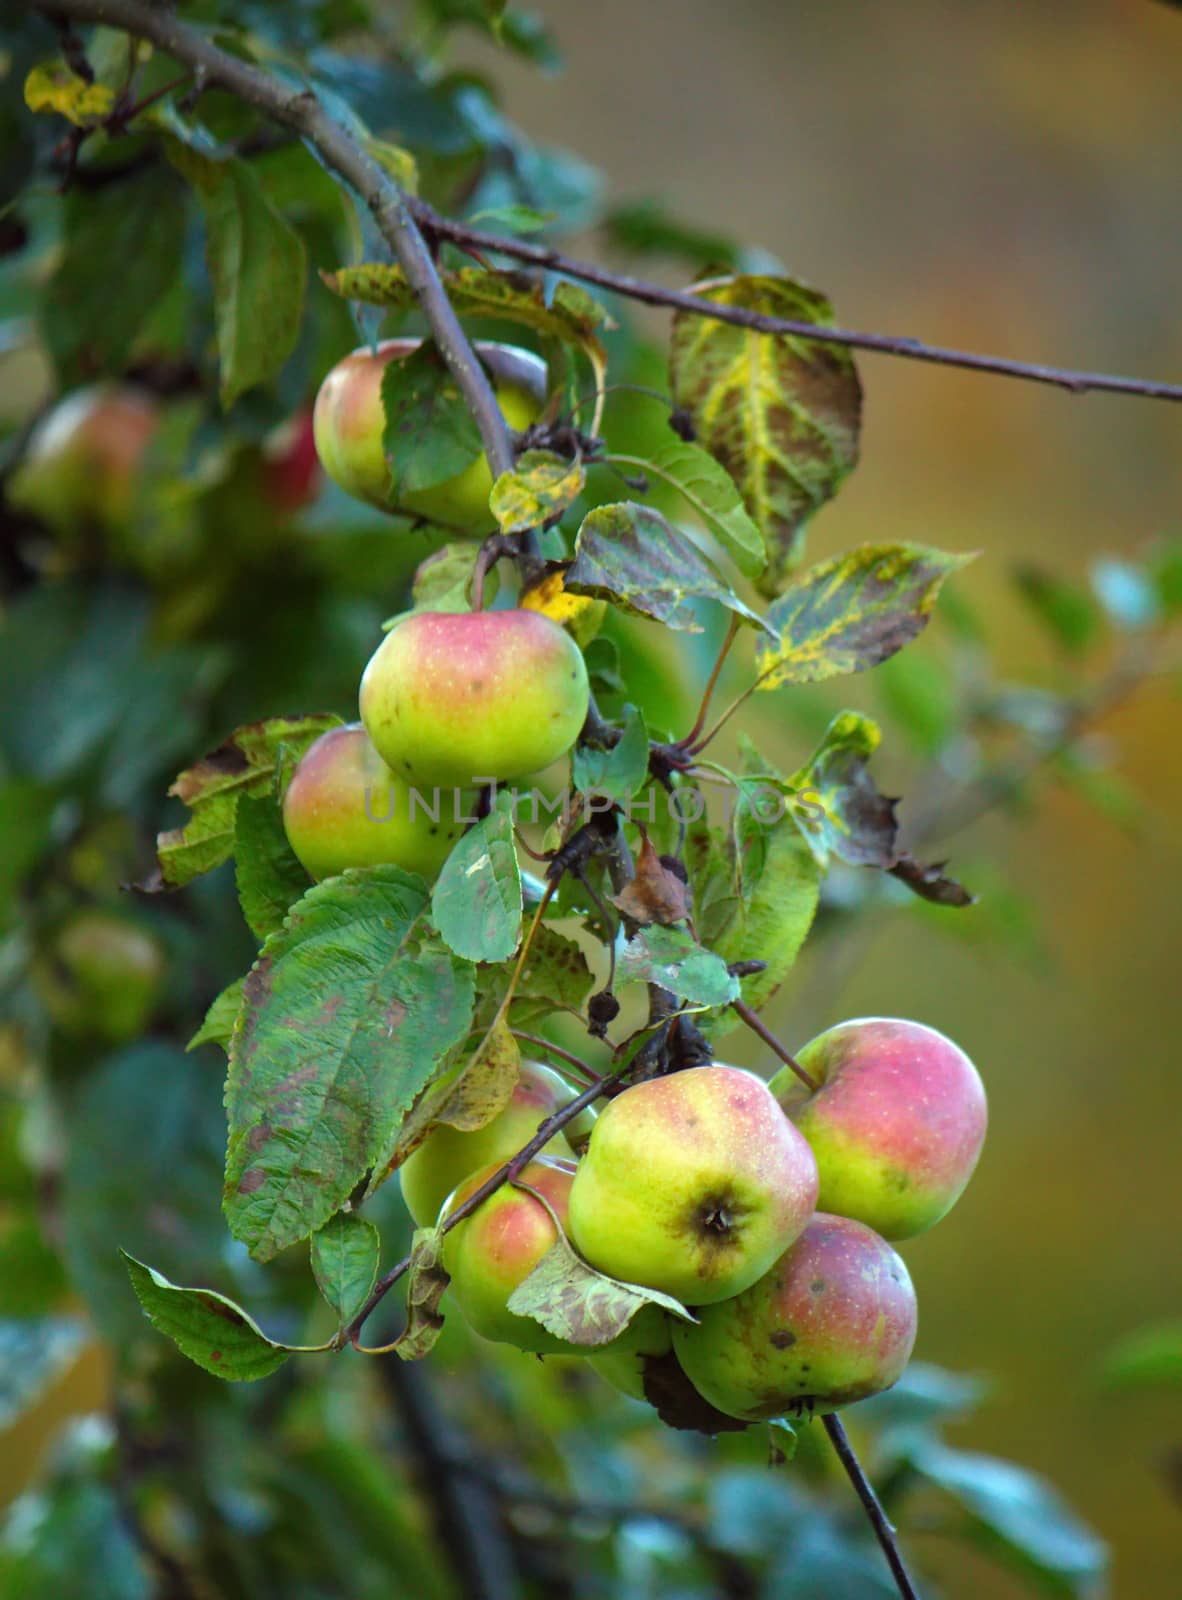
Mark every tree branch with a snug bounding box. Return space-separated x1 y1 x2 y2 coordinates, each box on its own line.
823 1413 922 1600
35 0 516 479
410 202 1182 405
731 998 819 1092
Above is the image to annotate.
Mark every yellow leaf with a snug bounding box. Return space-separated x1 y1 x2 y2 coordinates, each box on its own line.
521 571 606 646
24 60 115 126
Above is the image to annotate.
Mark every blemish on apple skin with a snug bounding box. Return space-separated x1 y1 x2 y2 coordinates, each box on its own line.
770 1329 797 1349
809 1277 827 1295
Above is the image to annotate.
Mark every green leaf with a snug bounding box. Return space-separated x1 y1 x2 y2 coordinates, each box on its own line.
669 273 862 593
224 868 474 1260
469 202 553 233
1099 1320 1182 1389
755 543 973 688
572 703 649 805
311 1214 380 1331
611 439 765 579
154 715 339 889
164 142 307 406
0 1480 150 1600
0 780 53 922
41 171 185 385
1014 565 1102 656
787 712 898 869
409 543 487 615
123 1255 305 1381
617 924 739 1008
703 768 821 1018
234 792 313 941
857 1361 988 1429
904 1438 1108 1597
381 342 483 495
508 923 595 1023
490 450 586 535
24 61 115 124
507 1227 694 1346
384 1228 449 1360
431 793 522 964
186 976 246 1054
566 502 770 633
0 1317 88 1429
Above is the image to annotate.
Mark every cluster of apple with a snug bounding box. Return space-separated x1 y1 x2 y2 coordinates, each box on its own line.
284 338 591 880
409 1022 986 1425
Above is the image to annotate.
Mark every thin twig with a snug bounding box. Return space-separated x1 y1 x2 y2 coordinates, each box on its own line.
509 1029 601 1084
823 1413 922 1600
341 1058 635 1345
34 0 516 480
679 614 742 749
732 998 819 1092
412 202 1182 405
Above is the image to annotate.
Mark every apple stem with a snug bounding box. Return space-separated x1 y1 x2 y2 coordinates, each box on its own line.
732 999 819 1092
470 532 517 611
823 1413 922 1600
678 614 741 751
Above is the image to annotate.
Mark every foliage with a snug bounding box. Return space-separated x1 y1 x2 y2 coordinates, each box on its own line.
2 3 1175 1597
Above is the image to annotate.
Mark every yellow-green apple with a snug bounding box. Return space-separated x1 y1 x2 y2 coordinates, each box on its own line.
400 1059 582 1228
672 1213 917 1420
567 1066 819 1306
771 1017 987 1241
281 722 473 882
35 909 165 1041
9 384 156 538
359 608 589 785
312 338 545 525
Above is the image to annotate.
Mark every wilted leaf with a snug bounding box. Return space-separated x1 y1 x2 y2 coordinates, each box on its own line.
611 438 765 578
756 544 972 688
165 141 307 406
889 852 975 907
187 977 245 1054
434 1019 521 1131
311 1214 380 1331
617 924 738 1008
669 274 862 593
788 713 898 870
611 832 692 926
572 703 649 806
520 570 606 644
507 1226 693 1346
384 1228 450 1360
431 792 522 964
154 715 338 889
24 61 114 124
224 868 475 1260
382 342 483 496
566 502 769 633
234 792 313 940
123 1254 313 1380
491 450 586 534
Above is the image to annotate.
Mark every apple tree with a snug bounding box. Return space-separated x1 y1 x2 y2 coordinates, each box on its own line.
1 3 1179 1597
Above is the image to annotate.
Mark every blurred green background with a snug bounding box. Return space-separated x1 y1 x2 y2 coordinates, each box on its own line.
3 2 1180 1594
466 0 1182 1591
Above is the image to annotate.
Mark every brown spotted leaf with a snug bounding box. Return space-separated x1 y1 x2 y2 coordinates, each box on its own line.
611 833 692 926
123 1253 326 1380
223 867 474 1261
491 449 586 536
755 544 973 689
154 715 340 889
506 1227 694 1347
669 273 862 595
383 1228 450 1360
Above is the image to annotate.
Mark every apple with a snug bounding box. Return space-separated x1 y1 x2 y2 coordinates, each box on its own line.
35 908 165 1041
281 723 474 882
567 1066 819 1307
400 1059 583 1228
8 384 156 538
771 1017 987 1241
440 1155 587 1354
671 1213 918 1421
359 608 590 786
261 407 322 515
312 338 546 525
